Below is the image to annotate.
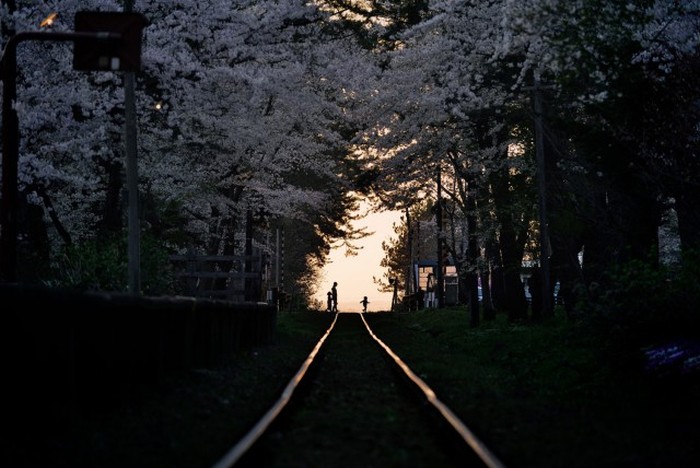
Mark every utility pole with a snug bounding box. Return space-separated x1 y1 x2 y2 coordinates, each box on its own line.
436 165 445 308
273 224 282 310
533 80 553 317
244 208 254 301
275 227 280 289
124 0 140 295
405 206 413 298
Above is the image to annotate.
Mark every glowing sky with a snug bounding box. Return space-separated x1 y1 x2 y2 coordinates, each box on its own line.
316 205 403 312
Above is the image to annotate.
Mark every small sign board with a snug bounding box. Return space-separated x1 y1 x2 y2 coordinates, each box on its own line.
73 11 147 72
643 339 700 378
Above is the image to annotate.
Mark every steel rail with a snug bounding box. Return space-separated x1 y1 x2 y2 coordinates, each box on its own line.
211 313 339 468
359 313 507 468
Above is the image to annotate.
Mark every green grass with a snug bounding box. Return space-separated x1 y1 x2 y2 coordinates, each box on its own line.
15 309 696 467
366 308 699 467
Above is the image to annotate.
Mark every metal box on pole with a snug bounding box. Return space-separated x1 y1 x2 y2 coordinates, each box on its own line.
73 11 147 72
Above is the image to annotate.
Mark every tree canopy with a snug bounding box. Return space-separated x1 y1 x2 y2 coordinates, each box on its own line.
2 1 699 318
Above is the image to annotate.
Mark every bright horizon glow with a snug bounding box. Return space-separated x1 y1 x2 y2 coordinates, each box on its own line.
316 203 403 312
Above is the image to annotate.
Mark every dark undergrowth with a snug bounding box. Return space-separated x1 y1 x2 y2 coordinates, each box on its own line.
4 311 333 468
367 307 700 467
5 308 698 467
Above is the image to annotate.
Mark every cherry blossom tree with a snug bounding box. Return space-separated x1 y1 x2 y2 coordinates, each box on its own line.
1 0 375 298
369 0 700 319
3 0 698 312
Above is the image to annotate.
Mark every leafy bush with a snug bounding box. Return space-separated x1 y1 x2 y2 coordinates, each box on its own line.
594 249 700 342
47 232 175 296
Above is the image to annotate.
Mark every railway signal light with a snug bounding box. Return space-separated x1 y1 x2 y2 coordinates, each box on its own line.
73 11 147 72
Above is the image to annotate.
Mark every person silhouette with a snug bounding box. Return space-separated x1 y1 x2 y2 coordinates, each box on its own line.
331 282 338 312
360 296 369 313
327 291 333 312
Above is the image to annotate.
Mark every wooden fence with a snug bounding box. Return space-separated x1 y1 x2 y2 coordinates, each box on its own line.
2 284 277 417
170 251 264 302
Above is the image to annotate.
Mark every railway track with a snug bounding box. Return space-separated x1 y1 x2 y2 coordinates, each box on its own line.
213 312 505 468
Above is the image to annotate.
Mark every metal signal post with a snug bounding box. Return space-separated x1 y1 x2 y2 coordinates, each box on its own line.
0 12 146 283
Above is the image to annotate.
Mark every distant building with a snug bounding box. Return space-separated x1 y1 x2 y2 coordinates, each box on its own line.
413 259 459 308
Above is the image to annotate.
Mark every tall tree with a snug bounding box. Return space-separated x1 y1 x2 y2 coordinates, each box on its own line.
1 0 375 298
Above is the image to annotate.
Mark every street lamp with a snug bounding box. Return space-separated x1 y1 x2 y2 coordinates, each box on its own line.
40 12 58 28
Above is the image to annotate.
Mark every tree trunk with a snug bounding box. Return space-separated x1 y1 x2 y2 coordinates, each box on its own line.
498 222 528 321
481 239 498 320
491 175 528 321
244 208 256 301
481 269 495 320
17 191 50 281
467 197 480 327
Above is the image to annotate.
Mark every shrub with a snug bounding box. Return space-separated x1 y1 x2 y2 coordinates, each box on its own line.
47 232 175 296
593 249 700 343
